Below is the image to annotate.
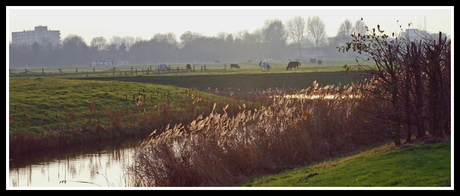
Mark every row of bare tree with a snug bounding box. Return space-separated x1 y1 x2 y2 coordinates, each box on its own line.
340 23 451 146
9 16 365 67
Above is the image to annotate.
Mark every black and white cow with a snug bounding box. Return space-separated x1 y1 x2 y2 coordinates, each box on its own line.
259 61 271 71
158 63 169 70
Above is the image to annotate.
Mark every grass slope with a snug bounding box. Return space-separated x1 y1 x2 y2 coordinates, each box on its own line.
8 77 235 133
241 141 451 187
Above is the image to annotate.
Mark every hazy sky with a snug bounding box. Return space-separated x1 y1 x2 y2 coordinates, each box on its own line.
7 6 453 44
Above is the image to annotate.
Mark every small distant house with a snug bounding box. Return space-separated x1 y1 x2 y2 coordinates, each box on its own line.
292 47 327 60
91 61 113 66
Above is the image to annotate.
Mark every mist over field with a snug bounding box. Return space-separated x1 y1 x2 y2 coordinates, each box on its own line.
8 7 452 68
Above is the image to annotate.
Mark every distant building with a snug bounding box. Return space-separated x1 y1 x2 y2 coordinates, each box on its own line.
400 28 447 42
11 25 61 46
291 47 327 60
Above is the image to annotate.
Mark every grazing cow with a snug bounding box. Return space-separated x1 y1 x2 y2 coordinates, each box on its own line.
318 60 323 65
158 63 169 70
186 64 192 70
286 61 301 71
230 64 240 69
215 60 220 63
259 61 271 71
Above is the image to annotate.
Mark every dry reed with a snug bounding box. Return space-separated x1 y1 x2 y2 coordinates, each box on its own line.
127 81 387 187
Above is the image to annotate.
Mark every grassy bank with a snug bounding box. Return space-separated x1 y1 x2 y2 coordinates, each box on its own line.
241 141 451 187
9 77 241 132
8 77 255 155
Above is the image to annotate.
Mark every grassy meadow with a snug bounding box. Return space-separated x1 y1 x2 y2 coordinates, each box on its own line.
241 141 451 187
9 59 363 79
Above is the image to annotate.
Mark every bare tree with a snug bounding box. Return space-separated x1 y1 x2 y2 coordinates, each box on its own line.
62 34 89 65
153 33 178 46
339 20 451 146
122 36 135 52
307 16 327 47
90 36 108 51
337 19 354 38
109 35 123 49
262 19 287 59
286 16 307 58
354 19 367 36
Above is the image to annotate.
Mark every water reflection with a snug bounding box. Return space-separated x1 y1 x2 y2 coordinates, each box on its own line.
8 138 142 188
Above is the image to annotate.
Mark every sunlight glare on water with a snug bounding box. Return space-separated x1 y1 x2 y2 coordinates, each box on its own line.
270 94 359 99
8 146 136 188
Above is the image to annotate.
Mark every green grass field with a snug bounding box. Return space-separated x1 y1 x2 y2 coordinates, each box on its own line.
9 59 363 78
241 141 451 187
8 77 245 134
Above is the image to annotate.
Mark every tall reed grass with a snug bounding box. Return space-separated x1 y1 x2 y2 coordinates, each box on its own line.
127 81 388 187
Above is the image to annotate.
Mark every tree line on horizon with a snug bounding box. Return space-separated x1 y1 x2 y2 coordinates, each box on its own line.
9 16 367 67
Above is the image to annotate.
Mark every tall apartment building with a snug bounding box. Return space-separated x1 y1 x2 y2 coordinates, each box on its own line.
11 25 61 46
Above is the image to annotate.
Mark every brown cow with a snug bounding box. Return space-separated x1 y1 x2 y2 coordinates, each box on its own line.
286 61 301 71
230 64 240 69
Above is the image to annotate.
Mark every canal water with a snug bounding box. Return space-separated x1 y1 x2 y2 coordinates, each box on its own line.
8 138 142 188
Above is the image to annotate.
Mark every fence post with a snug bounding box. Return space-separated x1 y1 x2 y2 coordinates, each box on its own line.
204 64 206 70
76 68 78 73
42 68 44 73
224 64 226 70
25 68 27 73
193 64 195 72
93 67 95 73
136 68 138 75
